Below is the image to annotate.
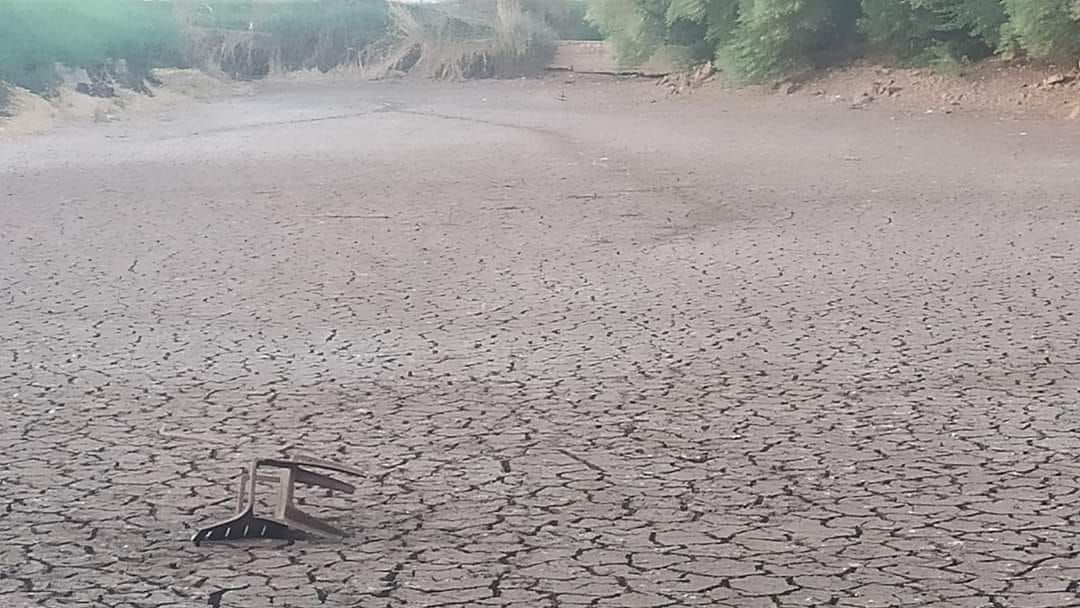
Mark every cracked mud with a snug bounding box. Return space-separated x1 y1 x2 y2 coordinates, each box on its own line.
2 78 1080 607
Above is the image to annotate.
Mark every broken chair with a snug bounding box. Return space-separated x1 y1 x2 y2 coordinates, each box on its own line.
191 455 363 545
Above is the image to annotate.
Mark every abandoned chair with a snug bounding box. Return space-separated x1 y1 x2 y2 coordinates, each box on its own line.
191 455 363 545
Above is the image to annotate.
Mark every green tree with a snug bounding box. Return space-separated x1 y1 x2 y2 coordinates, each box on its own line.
1002 0 1080 58
0 0 181 94
588 0 859 80
718 0 860 81
860 0 1006 62
587 0 672 64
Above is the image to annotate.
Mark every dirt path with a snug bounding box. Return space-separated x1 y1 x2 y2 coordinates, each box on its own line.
2 77 1080 608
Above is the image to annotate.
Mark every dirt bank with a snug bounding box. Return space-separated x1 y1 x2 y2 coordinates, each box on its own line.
659 58 1080 121
0 69 253 137
6 54 1080 139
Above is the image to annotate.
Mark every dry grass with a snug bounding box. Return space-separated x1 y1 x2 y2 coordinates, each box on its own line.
173 0 388 80
179 26 275 80
363 0 557 80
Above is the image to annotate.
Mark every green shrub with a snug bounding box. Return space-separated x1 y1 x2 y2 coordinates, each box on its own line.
552 0 604 39
585 0 743 68
585 0 723 65
859 0 1005 62
586 0 670 64
1002 0 1080 58
860 0 941 55
945 0 1009 47
587 0 859 80
0 0 182 94
717 0 860 81
666 0 738 60
0 82 10 115
585 0 1080 81
924 40 972 74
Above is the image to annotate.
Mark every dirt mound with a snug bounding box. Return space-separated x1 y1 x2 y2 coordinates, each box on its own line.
0 69 251 137
153 68 254 100
0 86 118 137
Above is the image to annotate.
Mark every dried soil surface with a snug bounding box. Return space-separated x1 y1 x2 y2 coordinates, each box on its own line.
2 75 1080 608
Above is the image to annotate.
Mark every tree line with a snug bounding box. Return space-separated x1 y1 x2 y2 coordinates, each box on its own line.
584 0 1080 80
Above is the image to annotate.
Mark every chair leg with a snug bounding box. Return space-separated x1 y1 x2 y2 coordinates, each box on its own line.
266 467 349 538
236 470 249 514
271 468 294 522
283 503 348 537
293 468 356 494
